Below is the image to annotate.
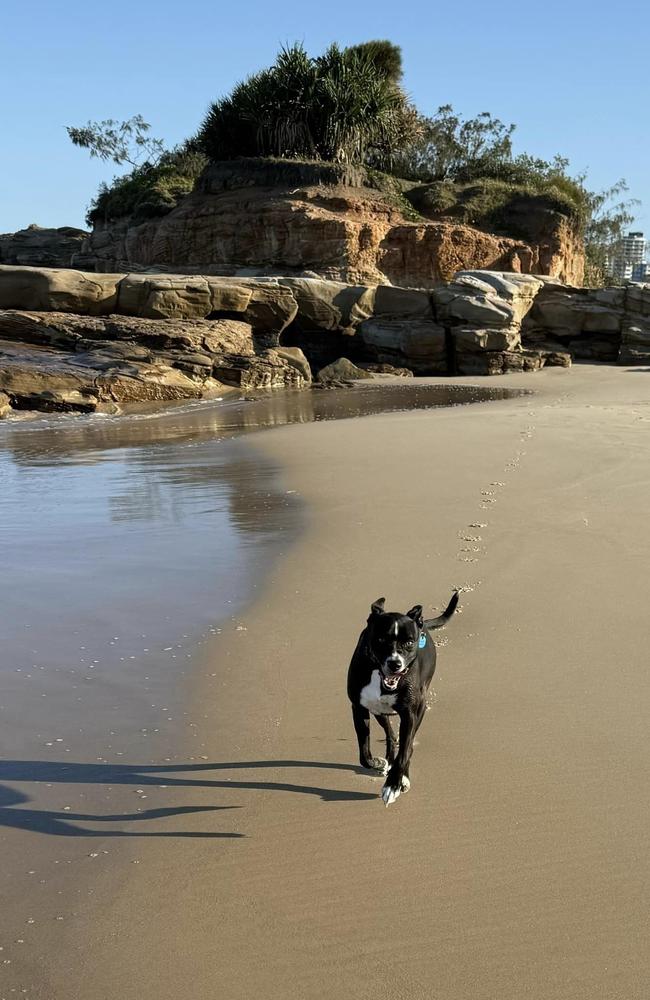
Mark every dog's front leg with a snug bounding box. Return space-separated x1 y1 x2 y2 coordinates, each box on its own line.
374 713 398 764
381 705 425 806
352 705 388 774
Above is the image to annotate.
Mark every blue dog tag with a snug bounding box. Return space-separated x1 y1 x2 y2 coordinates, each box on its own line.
418 633 426 649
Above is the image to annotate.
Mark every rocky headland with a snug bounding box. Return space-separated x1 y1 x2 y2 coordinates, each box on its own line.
76 160 584 287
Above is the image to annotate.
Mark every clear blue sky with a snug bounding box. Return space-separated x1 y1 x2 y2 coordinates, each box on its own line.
1 0 647 235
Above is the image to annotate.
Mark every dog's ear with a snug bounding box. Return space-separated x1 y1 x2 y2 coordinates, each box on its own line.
406 604 423 627
369 597 386 617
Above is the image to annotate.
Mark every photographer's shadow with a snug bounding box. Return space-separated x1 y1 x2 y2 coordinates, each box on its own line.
0 758 376 839
0 783 241 838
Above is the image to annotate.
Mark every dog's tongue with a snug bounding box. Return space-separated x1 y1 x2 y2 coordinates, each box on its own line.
383 674 399 689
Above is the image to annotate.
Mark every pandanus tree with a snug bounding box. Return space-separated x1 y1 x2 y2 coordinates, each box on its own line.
196 42 420 165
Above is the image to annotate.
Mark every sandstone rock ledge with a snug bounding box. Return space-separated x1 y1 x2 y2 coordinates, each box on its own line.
0 310 309 416
1 263 646 419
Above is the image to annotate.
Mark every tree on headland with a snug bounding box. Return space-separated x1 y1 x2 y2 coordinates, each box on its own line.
195 42 420 165
66 116 166 168
386 105 516 182
65 116 206 226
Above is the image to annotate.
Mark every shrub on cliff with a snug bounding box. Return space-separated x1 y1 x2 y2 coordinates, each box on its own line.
66 116 208 225
86 147 207 226
407 177 582 232
196 42 419 165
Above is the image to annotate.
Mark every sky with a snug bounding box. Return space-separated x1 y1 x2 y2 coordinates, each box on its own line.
1 0 648 235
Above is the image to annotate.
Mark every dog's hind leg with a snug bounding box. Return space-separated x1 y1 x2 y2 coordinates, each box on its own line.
374 714 398 765
352 705 388 774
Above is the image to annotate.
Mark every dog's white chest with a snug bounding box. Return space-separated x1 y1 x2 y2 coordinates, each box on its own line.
359 670 397 715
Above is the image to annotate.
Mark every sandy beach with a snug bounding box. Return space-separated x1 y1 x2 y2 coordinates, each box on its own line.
3 365 650 999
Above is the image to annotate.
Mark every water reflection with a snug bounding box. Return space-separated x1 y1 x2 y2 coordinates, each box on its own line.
1 381 526 466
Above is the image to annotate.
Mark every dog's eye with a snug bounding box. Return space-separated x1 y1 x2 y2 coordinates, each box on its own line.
405 640 414 649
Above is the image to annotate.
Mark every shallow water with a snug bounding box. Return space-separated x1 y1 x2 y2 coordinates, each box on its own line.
0 382 524 762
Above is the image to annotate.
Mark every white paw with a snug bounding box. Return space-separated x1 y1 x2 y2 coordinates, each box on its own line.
382 783 401 806
381 775 410 806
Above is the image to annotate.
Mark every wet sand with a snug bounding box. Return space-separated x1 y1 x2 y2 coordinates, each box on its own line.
2 367 650 999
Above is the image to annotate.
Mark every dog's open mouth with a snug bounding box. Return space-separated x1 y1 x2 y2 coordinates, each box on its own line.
381 673 402 691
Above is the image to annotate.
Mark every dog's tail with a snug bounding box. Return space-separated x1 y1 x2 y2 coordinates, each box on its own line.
423 591 459 630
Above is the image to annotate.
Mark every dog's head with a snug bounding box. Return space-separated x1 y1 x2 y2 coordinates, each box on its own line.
365 598 424 691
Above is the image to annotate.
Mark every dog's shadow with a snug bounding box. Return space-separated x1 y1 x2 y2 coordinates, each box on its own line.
0 759 376 840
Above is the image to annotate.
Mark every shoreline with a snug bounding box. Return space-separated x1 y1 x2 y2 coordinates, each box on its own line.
4 366 650 999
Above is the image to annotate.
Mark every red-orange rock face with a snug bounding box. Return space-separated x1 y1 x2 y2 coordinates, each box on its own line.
81 163 584 287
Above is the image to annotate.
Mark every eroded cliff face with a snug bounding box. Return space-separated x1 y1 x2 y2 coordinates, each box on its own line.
80 161 584 287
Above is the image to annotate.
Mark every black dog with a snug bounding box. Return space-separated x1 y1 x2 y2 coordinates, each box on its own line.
347 591 459 806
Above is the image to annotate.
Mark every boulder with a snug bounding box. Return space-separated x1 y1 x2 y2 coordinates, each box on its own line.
517 336 572 368
360 317 447 373
453 271 544 322
454 326 520 353
277 278 370 332
316 357 373 383
229 280 298 341
0 390 12 418
524 286 623 337
117 274 214 319
624 283 650 317
212 349 308 390
456 350 545 376
357 363 414 378
274 346 312 382
435 286 516 327
370 285 434 319
618 322 650 365
0 265 120 314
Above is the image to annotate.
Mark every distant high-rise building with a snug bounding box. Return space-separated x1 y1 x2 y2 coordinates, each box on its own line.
632 260 650 283
622 232 645 265
607 231 646 281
